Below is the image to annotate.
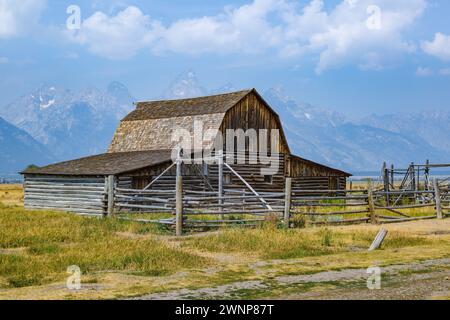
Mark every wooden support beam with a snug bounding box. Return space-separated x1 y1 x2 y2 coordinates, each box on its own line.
223 162 273 211
142 162 176 191
284 178 292 227
433 178 443 219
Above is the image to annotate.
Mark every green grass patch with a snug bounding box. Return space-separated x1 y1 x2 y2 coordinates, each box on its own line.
0 205 208 288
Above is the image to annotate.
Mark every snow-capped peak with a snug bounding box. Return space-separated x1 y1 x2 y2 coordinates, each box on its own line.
40 99 55 110
161 69 208 99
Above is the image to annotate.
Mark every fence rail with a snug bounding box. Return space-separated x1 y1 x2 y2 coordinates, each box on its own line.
107 176 448 235
25 172 447 234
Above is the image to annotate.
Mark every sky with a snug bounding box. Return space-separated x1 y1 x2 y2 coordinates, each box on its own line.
0 0 450 118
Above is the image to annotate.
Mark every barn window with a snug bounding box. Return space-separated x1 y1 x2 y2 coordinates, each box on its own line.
264 175 273 184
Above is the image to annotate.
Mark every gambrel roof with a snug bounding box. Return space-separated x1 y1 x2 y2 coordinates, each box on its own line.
125 90 252 120
108 89 283 153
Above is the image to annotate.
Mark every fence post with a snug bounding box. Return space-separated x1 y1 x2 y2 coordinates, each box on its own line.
383 162 390 205
367 179 377 224
107 175 116 217
175 149 184 236
176 176 184 236
284 178 292 227
218 150 224 220
433 178 443 219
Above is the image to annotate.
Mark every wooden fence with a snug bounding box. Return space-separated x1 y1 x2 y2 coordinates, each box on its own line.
108 177 448 235
24 173 448 235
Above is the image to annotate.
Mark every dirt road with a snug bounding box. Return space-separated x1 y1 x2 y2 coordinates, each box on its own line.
135 258 450 300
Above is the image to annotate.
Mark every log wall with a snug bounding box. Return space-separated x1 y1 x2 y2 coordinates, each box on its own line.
23 175 107 216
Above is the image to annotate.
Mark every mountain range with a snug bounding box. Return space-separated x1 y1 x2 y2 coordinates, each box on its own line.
0 117 55 173
0 82 134 173
0 70 449 174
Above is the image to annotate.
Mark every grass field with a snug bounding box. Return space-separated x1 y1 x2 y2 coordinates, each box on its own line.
0 185 449 300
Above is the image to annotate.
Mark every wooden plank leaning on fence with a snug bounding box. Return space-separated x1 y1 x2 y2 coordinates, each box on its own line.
433 178 443 219
367 179 377 224
368 228 388 251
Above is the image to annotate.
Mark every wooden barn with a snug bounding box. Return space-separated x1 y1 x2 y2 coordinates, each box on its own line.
22 89 350 216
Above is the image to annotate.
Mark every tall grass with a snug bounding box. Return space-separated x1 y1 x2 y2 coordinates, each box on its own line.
0 204 208 288
184 224 431 260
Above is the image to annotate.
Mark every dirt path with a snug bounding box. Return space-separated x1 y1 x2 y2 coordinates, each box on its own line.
283 270 450 300
134 258 450 300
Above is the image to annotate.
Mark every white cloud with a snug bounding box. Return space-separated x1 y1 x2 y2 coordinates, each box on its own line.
69 0 427 72
0 0 46 38
280 0 425 73
416 67 433 77
69 6 163 60
422 33 450 61
0 56 8 63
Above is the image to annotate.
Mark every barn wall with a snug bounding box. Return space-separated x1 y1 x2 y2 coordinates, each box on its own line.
124 153 287 193
291 176 347 191
219 92 290 155
23 175 107 216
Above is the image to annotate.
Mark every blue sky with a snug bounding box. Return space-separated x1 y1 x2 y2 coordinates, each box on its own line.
0 0 450 117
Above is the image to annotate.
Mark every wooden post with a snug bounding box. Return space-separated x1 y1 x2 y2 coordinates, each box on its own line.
383 162 389 205
175 176 183 236
218 150 224 220
410 162 416 192
284 178 292 227
433 178 443 219
424 160 430 190
175 148 183 236
367 179 377 224
107 175 115 217
390 164 394 189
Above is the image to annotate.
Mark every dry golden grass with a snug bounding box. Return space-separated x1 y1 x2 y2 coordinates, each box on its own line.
0 203 208 289
0 184 23 207
0 184 449 300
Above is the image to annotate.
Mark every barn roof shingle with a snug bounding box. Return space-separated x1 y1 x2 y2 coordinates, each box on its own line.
124 89 252 121
21 150 174 176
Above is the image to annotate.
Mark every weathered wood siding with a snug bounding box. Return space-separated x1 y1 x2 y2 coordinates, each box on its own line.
291 176 347 191
23 175 107 216
219 92 290 155
126 153 287 193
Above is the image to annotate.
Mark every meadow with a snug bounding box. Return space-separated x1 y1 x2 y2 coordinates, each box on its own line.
0 185 449 300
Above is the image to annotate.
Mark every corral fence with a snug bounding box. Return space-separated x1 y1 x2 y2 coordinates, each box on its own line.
109 174 449 235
